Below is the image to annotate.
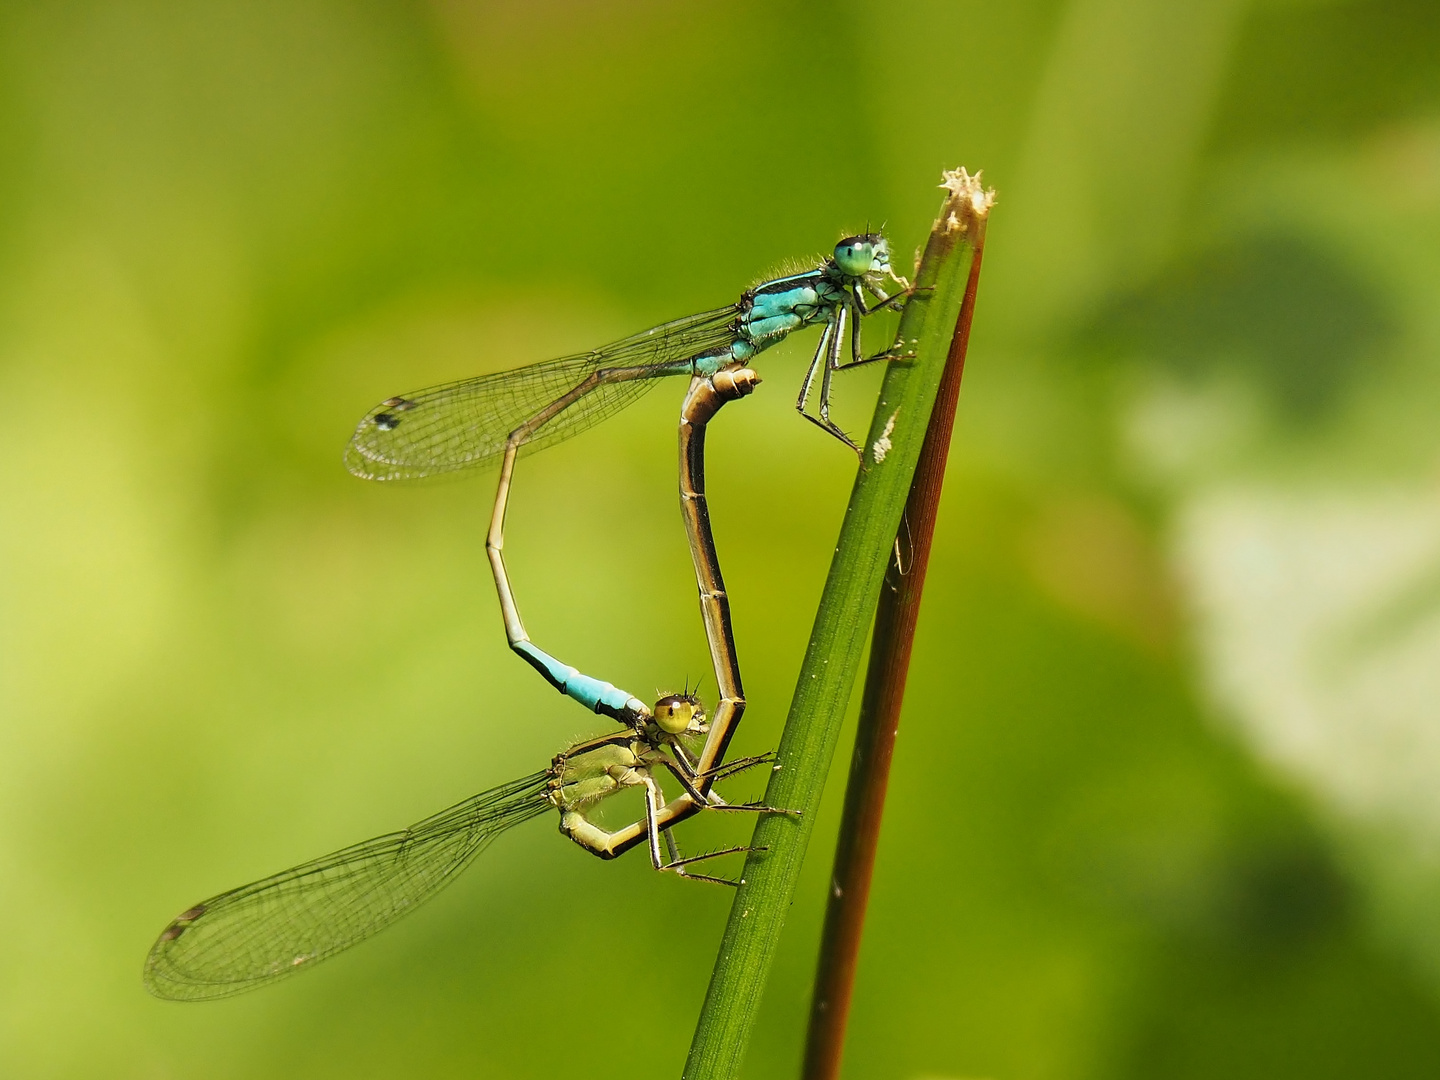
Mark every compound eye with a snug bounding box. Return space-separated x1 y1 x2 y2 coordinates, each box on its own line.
654 693 702 734
833 236 875 277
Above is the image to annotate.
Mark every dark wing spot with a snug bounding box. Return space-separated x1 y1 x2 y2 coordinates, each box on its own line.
381 396 415 411
178 904 207 921
159 923 187 942
374 413 401 431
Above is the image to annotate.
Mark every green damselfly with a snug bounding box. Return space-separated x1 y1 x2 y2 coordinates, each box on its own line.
144 691 780 1001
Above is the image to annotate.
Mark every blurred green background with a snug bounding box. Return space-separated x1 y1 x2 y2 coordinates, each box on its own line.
3 0 1440 1076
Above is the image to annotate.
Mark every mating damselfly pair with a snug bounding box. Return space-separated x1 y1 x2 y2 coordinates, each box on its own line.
144 231 914 1000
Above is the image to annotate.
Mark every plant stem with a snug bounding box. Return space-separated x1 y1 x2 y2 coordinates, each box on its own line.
801 190 989 1080
683 170 994 1080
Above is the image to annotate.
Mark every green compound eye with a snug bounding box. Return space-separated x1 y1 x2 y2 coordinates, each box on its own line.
653 693 704 734
833 236 875 277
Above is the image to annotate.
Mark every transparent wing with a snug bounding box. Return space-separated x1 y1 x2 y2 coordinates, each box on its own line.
144 771 552 1001
345 305 740 481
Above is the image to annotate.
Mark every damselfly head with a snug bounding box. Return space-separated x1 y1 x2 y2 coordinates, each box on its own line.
833 233 891 279
653 692 706 736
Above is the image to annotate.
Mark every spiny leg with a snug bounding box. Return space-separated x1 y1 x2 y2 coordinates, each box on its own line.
796 300 915 454
794 322 832 421
828 279 938 371
669 738 699 774
817 305 844 424
659 829 746 887
703 799 800 816
696 751 775 783
808 307 863 454
665 743 773 787
796 320 861 453
656 752 793 816
833 287 917 371
656 752 712 806
643 775 753 886
856 281 911 316
850 292 868 365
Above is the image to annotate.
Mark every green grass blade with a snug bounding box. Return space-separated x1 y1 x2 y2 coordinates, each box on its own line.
684 170 995 1079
